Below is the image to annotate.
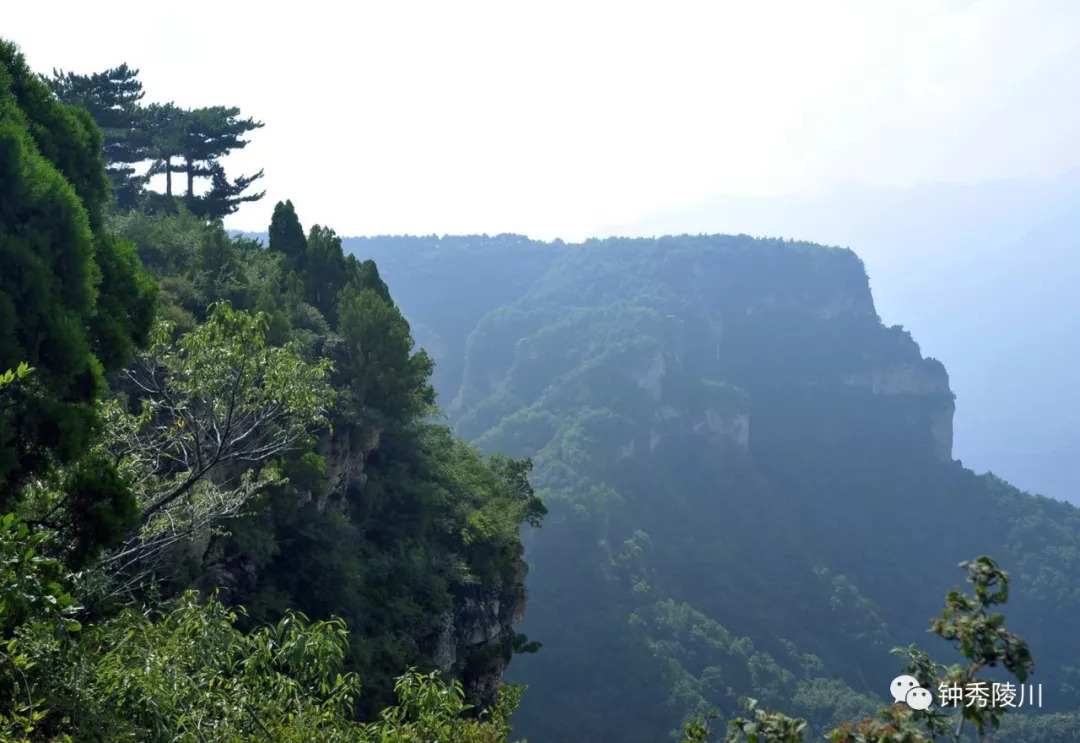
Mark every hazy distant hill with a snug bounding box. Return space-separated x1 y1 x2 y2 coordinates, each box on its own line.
599 175 1080 503
339 232 1080 742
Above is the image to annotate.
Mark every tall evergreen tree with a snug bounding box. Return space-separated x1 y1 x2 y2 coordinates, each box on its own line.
268 200 308 274
335 284 435 426
144 102 186 199
47 64 265 218
47 64 150 207
348 255 392 303
304 226 348 323
175 106 262 196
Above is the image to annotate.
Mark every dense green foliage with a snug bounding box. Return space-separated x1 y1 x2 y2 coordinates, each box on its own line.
0 506 523 741
104 195 546 717
0 39 156 549
0 38 543 742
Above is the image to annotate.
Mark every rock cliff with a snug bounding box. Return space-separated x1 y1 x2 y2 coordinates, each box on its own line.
193 331 532 711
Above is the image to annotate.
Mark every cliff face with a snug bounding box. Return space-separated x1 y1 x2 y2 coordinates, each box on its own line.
313 417 531 709
192 327 532 713
430 565 529 707
349 234 959 469
844 358 955 461
436 236 955 470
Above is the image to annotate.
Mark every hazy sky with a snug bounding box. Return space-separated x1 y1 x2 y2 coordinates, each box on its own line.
6 0 1080 240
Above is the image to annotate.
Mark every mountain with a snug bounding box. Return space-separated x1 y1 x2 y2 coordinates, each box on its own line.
343 232 1080 742
599 176 1080 503
26 29 1080 739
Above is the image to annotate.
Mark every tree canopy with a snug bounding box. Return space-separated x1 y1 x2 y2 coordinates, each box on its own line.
48 62 264 219
47 63 148 206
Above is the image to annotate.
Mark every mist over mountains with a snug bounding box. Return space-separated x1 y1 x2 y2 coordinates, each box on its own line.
600 174 1080 503
337 230 1080 742
237 173 1079 503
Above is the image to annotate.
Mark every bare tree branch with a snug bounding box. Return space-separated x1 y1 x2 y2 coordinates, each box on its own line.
91 305 335 595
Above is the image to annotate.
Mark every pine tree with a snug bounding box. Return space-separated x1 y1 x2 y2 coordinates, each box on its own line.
48 64 150 207
187 162 266 220
177 104 263 203
48 64 265 217
143 102 187 199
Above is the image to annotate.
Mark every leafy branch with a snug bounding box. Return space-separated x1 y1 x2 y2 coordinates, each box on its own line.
95 303 334 591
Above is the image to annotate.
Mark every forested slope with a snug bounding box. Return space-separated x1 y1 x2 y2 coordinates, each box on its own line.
344 233 1080 742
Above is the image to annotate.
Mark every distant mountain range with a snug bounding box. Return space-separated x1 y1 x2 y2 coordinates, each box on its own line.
235 172 1078 504
330 231 1080 742
599 174 1080 503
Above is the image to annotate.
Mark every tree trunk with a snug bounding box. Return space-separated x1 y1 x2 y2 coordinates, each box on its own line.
165 156 172 196
185 156 194 198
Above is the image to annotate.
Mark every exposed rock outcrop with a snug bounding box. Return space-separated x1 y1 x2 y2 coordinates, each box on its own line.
632 351 666 401
845 358 955 461
845 361 951 397
428 559 530 709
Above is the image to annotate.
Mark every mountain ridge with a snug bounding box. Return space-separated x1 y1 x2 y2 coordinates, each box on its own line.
337 231 1080 742
598 176 1080 503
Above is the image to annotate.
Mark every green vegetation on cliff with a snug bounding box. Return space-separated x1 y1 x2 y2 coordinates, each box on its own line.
0 39 542 740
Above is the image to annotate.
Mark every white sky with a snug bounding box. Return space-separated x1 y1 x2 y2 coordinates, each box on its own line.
6 0 1080 240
